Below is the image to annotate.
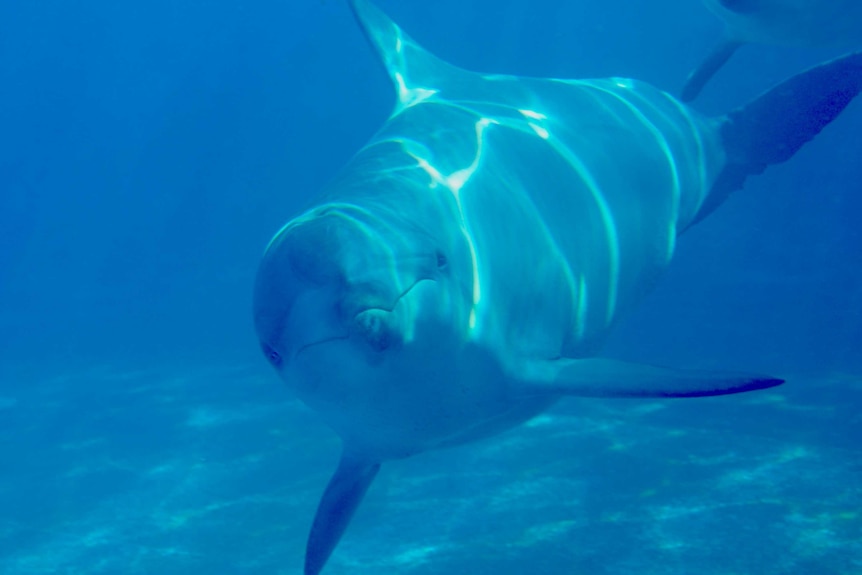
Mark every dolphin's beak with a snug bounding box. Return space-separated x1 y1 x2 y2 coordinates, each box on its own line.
254 217 350 366
255 211 441 366
349 277 436 352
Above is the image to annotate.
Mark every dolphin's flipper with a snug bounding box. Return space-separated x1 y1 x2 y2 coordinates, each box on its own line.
305 455 381 575
680 38 743 101
537 358 783 398
689 50 862 226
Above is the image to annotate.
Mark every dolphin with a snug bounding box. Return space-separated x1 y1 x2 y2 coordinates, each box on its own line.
253 1 862 572
681 0 862 101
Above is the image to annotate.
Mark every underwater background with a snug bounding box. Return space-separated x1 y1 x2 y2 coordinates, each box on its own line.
1 0 860 573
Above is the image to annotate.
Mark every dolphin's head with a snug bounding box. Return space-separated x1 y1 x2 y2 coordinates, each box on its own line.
253 203 473 440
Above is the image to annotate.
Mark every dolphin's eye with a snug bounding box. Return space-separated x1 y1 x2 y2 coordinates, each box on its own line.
261 343 282 366
435 250 448 270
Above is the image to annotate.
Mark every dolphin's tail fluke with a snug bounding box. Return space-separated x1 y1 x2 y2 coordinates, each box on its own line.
722 51 862 170
692 51 862 225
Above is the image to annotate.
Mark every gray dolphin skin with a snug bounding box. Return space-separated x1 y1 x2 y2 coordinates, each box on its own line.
253 1 862 573
682 0 862 101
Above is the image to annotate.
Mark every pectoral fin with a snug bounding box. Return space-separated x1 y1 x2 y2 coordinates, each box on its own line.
680 37 743 102
538 357 782 398
305 453 380 575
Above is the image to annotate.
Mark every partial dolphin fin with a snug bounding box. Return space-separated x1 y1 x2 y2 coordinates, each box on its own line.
717 0 760 14
689 50 862 226
349 0 467 111
305 453 380 575
538 358 783 398
680 38 743 102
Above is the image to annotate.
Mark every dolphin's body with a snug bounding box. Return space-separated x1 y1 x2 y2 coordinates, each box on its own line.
682 0 862 100
253 1 862 573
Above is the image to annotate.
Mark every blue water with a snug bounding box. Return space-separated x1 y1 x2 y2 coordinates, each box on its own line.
1 0 860 573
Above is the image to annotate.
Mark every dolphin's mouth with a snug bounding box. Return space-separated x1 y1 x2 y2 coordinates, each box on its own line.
296 334 351 357
353 277 434 314
297 278 435 357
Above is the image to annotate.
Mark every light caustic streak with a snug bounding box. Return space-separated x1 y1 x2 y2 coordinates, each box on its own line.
386 28 437 111
403 100 620 334
407 103 601 339
407 117 498 330
264 202 405 290
264 204 328 254
328 204 404 279
518 108 550 140
393 72 437 110
263 181 392 253
515 108 603 339
666 95 714 221
592 81 683 260
576 274 588 340
514 108 581 339
516 103 622 327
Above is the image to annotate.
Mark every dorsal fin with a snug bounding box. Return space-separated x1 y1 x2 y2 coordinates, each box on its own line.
349 0 465 111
